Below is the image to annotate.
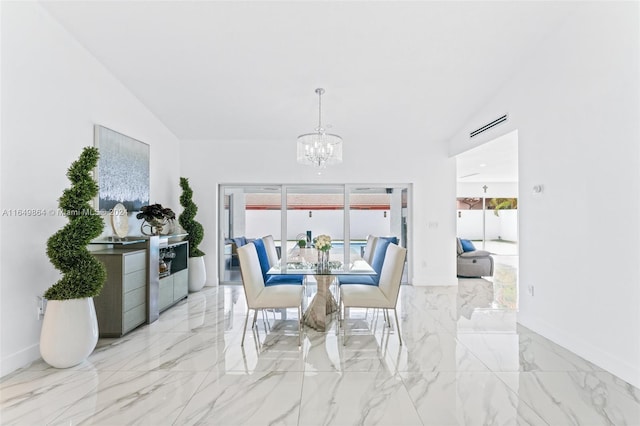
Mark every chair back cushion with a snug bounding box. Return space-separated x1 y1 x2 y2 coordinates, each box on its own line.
251 238 271 282
378 243 407 305
362 235 378 264
232 236 247 248
369 236 398 284
262 235 279 268
256 237 304 286
237 244 265 307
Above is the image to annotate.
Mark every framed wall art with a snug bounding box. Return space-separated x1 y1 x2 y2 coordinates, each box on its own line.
94 125 149 212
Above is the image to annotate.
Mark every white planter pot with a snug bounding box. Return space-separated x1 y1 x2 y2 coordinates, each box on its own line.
188 256 206 292
40 298 99 368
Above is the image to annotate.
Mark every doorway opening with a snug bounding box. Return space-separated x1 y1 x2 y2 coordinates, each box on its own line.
455 130 519 309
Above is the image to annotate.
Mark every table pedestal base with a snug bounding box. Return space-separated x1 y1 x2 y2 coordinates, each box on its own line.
303 275 337 332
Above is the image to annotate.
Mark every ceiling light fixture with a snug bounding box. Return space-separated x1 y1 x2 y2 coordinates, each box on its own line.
297 88 343 170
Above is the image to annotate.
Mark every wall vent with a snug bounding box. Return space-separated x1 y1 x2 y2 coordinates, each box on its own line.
469 114 508 138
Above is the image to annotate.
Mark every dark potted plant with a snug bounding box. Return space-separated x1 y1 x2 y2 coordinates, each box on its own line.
40 146 107 368
178 177 206 291
136 203 176 235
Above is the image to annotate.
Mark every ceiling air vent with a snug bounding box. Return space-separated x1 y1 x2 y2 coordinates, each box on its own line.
469 114 508 138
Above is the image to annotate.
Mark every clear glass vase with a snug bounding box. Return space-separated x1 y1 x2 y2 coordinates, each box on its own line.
317 250 330 272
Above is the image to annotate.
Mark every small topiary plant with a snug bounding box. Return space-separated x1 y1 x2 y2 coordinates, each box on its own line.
179 177 205 257
44 147 106 300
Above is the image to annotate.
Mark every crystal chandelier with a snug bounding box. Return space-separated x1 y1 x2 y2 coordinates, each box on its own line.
297 88 343 169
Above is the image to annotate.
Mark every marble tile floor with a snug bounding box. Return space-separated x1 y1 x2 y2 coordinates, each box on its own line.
2 280 639 425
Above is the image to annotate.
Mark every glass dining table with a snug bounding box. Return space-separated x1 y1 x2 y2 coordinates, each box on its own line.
267 249 375 332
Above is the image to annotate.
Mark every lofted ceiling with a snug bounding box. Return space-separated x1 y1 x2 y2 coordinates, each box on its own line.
39 1 579 147
456 130 518 183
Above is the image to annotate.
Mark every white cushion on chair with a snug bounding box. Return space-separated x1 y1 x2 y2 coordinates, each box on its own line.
341 284 391 308
254 285 303 308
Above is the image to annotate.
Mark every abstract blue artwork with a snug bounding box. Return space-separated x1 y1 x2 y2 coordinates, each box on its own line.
94 125 149 211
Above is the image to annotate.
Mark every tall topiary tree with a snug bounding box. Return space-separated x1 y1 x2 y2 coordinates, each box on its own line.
179 177 205 257
45 147 106 300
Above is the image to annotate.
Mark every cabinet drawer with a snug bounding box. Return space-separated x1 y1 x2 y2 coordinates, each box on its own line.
173 269 188 300
124 286 146 312
124 252 146 274
123 304 145 333
124 269 146 293
159 276 173 311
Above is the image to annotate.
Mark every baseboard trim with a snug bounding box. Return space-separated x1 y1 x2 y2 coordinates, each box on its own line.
518 317 640 389
1 343 41 378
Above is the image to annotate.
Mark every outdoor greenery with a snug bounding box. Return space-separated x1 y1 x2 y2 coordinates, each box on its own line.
489 198 518 216
44 147 106 300
457 197 518 217
179 177 205 257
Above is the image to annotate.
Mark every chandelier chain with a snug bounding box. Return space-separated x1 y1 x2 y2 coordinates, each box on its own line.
316 88 324 131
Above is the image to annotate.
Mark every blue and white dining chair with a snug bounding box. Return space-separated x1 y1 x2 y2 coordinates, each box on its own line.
339 243 407 346
337 236 398 287
237 243 304 346
253 237 304 286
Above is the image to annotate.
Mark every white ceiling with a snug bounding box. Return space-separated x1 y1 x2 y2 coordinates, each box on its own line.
39 1 579 148
456 129 518 182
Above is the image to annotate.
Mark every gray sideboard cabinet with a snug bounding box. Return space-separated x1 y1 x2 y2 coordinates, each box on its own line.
158 240 189 312
92 248 147 337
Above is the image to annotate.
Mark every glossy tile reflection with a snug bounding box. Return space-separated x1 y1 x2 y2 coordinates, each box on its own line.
1 281 639 425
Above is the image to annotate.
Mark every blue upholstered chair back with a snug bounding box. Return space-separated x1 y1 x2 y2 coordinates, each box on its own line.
252 238 271 280
338 236 399 286
252 239 304 286
368 236 398 285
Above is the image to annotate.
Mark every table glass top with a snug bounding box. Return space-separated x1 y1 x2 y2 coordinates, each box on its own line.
267 259 375 275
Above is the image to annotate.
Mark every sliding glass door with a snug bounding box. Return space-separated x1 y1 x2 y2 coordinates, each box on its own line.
284 186 344 266
219 185 282 283
218 184 411 284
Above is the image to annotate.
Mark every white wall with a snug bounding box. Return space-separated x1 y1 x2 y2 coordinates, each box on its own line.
181 138 457 289
457 210 517 242
449 3 640 387
0 2 181 377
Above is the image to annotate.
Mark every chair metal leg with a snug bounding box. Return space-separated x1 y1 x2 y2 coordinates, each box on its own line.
338 288 342 324
251 309 258 329
261 309 271 331
298 305 302 347
241 308 251 346
342 299 347 346
393 309 402 346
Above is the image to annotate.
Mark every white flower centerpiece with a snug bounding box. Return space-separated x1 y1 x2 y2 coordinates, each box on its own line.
314 234 332 272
